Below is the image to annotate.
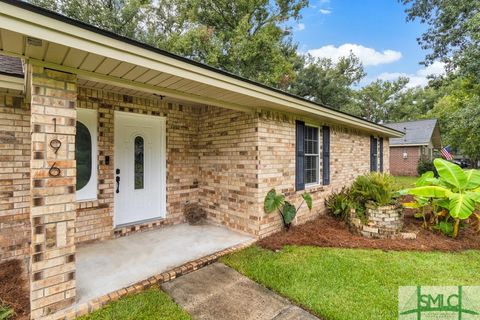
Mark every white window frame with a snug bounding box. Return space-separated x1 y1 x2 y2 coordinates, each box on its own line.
304 124 320 187
76 108 98 201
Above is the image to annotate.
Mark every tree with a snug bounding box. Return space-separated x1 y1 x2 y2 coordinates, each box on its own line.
165 0 308 87
289 53 365 109
402 0 480 80
427 77 480 166
343 77 409 123
30 0 154 39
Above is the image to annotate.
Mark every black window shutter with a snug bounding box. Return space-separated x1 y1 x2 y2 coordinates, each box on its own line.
322 126 330 185
370 136 378 172
379 137 384 172
295 120 305 191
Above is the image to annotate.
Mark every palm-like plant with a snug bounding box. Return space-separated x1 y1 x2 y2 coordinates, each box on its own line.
264 189 313 230
402 158 480 238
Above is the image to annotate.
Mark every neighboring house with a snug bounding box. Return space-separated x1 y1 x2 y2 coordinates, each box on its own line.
385 119 441 176
0 1 402 318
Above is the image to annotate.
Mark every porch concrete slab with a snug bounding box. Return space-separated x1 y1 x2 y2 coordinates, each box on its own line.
161 263 319 320
76 223 253 304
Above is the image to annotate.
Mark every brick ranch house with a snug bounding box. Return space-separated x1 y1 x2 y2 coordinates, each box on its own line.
0 1 403 319
385 119 441 176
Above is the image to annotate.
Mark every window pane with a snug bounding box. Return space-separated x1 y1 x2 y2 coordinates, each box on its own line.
304 126 318 154
304 155 318 184
134 136 144 190
76 121 92 191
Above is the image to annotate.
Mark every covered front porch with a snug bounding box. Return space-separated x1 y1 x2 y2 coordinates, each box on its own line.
76 223 253 306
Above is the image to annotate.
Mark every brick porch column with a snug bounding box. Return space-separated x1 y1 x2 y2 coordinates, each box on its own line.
29 66 77 318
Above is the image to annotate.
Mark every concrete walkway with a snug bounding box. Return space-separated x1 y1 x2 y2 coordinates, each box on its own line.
162 263 319 320
76 224 253 304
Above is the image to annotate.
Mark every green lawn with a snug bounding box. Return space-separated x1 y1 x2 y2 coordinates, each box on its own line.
78 288 191 320
393 175 417 189
221 246 480 320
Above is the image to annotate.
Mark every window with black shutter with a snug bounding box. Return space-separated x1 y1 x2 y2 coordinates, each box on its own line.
379 137 384 172
296 121 324 190
322 126 330 185
370 136 378 172
295 121 305 191
304 126 319 185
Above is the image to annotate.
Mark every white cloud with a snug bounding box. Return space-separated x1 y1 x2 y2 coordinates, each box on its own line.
416 61 446 77
319 9 331 14
307 43 402 66
376 61 446 88
295 23 306 31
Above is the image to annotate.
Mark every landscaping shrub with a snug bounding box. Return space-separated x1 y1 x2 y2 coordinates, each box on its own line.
402 158 480 238
417 157 437 176
0 304 13 320
325 187 352 220
183 203 207 225
264 189 312 230
351 173 397 207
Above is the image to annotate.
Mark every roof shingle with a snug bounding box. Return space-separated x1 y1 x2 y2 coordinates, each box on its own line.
385 119 439 146
0 55 23 77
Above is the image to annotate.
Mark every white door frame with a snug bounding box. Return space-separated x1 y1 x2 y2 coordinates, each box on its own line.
113 111 167 227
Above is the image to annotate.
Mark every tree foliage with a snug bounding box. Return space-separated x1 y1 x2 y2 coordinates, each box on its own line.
426 78 480 165
30 0 154 39
402 0 480 81
289 53 365 109
343 77 409 123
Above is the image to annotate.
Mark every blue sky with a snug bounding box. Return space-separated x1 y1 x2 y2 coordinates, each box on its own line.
290 0 444 87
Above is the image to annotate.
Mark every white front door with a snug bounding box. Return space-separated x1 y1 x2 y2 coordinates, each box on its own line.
114 111 166 226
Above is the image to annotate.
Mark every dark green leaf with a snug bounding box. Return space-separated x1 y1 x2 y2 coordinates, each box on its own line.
282 201 297 225
264 189 284 214
302 192 313 210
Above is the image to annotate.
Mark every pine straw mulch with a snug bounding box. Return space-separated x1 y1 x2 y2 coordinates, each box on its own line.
0 259 29 320
258 213 480 252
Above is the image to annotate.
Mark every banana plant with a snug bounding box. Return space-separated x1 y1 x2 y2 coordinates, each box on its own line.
264 189 313 231
402 158 480 238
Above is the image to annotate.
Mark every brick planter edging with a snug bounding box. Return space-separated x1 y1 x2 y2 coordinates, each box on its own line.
40 239 257 320
348 204 417 240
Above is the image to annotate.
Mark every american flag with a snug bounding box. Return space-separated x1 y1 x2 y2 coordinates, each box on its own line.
441 146 453 160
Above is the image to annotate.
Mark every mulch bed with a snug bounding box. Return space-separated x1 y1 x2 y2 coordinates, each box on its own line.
259 213 480 252
0 259 29 320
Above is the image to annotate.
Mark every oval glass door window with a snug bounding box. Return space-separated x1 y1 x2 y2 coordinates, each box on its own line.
76 121 92 190
134 136 144 189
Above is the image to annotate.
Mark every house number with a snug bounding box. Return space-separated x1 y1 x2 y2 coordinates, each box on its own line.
48 118 62 177
49 162 61 177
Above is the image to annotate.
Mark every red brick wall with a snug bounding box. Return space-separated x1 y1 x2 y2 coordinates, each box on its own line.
389 146 420 176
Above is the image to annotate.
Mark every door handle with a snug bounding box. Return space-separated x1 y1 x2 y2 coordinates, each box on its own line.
116 176 120 193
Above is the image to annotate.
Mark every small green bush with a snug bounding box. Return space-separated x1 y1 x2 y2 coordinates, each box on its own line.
350 172 397 208
417 157 437 176
0 303 13 320
325 187 352 220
